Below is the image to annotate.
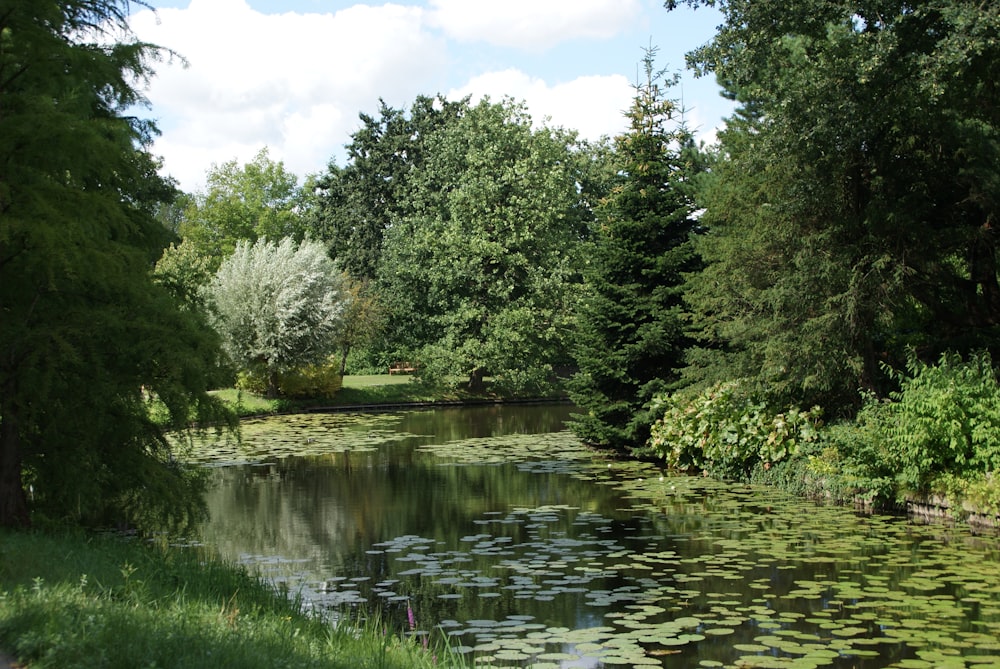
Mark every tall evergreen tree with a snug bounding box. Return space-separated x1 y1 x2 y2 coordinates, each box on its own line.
0 0 231 529
672 0 1000 412
568 48 704 453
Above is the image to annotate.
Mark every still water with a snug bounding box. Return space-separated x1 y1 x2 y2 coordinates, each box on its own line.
193 404 1000 668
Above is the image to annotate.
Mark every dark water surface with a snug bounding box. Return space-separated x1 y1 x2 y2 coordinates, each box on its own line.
193 404 1000 668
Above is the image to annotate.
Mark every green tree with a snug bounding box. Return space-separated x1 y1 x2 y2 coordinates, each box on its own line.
673 0 1000 411
180 147 306 266
568 48 705 453
333 279 384 375
0 0 231 529
309 95 470 282
377 98 593 392
153 239 215 310
206 237 349 397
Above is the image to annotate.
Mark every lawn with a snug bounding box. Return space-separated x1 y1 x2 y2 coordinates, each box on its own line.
205 373 530 418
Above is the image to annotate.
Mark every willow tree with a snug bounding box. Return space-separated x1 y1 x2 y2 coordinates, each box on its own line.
0 1 231 529
206 238 349 397
568 48 704 453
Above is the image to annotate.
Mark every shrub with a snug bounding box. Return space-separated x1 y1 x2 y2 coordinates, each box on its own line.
648 380 823 480
860 350 1000 494
237 360 343 400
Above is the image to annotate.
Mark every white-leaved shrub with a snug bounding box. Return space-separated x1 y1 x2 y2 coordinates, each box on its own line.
207 237 349 395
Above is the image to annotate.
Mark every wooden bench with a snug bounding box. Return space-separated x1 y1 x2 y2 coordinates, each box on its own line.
388 362 417 375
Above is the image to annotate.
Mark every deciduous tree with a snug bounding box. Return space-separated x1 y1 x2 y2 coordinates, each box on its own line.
206 237 349 397
309 96 469 282
377 98 593 392
180 147 306 267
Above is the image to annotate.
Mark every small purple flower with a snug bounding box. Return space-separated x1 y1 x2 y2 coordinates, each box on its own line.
407 602 416 631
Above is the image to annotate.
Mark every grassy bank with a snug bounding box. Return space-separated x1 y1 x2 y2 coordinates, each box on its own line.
0 376 499 667
0 531 461 669
214 374 563 418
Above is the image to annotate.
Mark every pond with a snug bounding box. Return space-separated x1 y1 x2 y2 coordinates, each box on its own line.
190 404 1000 668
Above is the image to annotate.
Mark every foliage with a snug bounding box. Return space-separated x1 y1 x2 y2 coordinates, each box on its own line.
236 360 344 400
932 472 1000 520
153 239 216 310
812 421 897 508
855 351 1000 495
0 0 232 529
376 98 596 394
648 380 822 480
0 530 460 669
673 0 1000 413
206 237 349 397
333 279 384 375
180 147 307 269
309 95 470 282
568 47 705 453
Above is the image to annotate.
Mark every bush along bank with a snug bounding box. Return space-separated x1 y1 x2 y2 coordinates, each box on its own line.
644 351 1000 529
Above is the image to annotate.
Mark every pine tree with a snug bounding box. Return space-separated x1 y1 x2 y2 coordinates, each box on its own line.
568 48 704 453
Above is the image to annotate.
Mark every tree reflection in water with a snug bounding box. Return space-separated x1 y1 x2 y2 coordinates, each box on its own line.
196 404 1000 669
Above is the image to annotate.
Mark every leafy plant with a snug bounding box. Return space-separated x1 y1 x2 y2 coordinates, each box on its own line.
648 380 822 479
236 360 344 400
861 351 1000 494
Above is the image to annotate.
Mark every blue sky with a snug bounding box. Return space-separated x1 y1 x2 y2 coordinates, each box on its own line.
130 0 733 191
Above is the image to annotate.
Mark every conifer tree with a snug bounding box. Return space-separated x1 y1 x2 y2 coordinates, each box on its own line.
0 0 231 529
672 0 1000 411
568 48 703 453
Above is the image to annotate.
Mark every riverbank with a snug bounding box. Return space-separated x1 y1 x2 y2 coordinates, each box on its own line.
214 374 568 418
0 531 460 669
0 378 556 668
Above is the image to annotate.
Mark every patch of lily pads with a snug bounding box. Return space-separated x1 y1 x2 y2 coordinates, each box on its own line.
175 412 415 463
198 410 1000 668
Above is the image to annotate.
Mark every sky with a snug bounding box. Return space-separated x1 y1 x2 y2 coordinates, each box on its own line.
128 0 734 192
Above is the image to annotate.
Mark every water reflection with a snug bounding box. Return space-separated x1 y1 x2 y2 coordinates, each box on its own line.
197 404 1000 668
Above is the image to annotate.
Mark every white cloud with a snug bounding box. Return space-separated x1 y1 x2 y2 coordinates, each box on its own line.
126 1 730 192
427 0 643 50
130 0 446 190
448 69 633 141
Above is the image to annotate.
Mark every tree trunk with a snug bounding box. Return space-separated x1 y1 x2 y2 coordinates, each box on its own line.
339 345 350 377
266 369 281 399
468 367 486 393
0 405 31 529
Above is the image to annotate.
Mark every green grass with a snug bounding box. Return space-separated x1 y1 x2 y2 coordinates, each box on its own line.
208 375 507 418
333 375 475 406
0 530 465 669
